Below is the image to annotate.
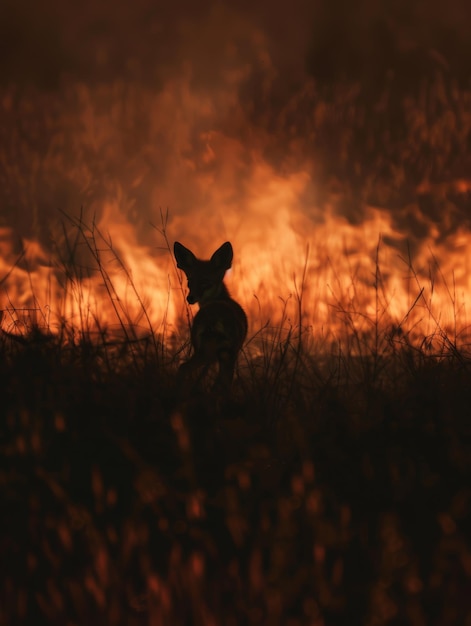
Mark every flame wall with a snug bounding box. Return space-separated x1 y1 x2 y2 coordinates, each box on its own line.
1 0 470 344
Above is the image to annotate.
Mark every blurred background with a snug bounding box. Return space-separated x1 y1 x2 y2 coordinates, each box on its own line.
1 0 470 332
1 0 471 89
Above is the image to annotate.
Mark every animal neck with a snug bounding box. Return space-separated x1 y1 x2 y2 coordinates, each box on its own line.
199 281 231 307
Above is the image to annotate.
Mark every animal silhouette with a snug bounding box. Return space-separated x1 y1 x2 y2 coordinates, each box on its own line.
174 241 247 395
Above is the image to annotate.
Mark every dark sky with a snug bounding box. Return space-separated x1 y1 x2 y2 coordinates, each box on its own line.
1 0 471 88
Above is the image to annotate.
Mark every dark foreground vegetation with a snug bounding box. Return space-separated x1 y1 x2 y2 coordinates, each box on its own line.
1 315 470 626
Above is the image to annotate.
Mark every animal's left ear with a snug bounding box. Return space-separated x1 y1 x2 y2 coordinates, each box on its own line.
210 241 233 271
174 242 197 271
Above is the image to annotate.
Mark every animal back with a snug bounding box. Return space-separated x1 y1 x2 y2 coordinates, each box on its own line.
192 298 247 354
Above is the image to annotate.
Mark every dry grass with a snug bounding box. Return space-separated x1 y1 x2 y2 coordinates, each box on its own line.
1 228 471 626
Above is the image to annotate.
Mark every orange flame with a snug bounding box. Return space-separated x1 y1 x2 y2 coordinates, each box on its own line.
1 73 470 351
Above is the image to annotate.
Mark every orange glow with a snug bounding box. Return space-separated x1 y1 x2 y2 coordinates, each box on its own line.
1 74 470 353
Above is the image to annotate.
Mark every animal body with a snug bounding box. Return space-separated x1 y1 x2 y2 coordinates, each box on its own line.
174 241 247 395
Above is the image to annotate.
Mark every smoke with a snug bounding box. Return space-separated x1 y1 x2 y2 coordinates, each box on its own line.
1 0 471 258
3 0 471 87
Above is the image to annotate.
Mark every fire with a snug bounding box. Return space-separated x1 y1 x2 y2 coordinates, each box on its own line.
1 71 470 351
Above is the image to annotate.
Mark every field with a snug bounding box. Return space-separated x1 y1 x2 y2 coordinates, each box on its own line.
2 17 471 623
1 234 471 626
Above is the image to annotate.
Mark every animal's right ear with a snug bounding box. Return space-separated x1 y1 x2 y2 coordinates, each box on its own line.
174 242 197 271
210 241 233 271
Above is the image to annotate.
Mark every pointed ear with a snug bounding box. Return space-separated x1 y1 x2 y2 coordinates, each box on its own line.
174 242 197 271
210 241 233 271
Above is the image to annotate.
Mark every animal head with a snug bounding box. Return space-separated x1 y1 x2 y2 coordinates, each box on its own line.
174 241 233 305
